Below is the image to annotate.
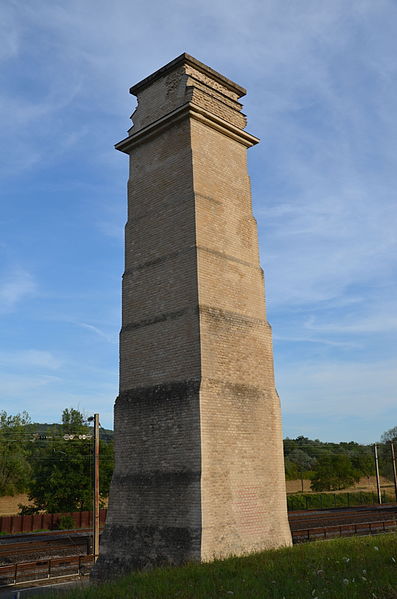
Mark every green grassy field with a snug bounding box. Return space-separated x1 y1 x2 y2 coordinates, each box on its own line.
51 534 397 599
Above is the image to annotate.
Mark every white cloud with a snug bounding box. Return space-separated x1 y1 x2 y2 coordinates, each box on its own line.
279 359 397 418
305 311 397 335
0 82 84 177
1 373 61 397
76 322 117 344
0 3 19 61
1 0 396 440
0 370 116 429
0 268 37 312
0 350 62 371
273 334 359 349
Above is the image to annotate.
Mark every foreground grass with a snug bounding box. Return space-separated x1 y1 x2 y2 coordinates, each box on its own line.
51 534 397 599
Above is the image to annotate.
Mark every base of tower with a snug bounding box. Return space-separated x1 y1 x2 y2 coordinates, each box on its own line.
92 379 291 582
92 524 201 581
92 381 202 581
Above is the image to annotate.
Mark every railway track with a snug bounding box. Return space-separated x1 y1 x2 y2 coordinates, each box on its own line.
0 531 92 566
291 519 397 542
0 554 94 589
289 504 397 528
0 506 396 588
0 530 95 590
289 504 397 542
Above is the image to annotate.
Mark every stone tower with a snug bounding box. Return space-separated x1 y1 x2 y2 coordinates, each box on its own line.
95 53 291 579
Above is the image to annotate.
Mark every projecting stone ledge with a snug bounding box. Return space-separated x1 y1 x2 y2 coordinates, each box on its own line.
115 53 259 153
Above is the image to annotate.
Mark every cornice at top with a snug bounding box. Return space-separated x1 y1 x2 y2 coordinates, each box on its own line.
127 55 251 135
130 53 246 99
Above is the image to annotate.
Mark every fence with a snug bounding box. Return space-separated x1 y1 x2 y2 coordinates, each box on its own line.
1 491 395 532
292 519 397 543
0 509 107 534
287 491 394 511
0 554 94 587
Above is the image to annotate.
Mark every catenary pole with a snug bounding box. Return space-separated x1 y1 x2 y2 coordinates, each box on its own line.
93 413 100 562
391 442 397 502
373 444 382 505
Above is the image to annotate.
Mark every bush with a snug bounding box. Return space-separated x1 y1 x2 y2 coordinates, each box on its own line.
311 454 360 491
56 514 75 530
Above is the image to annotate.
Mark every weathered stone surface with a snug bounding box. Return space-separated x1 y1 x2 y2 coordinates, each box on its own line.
93 53 291 581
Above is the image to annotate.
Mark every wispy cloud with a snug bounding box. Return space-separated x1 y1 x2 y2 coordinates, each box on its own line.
0 3 19 61
305 312 397 335
0 350 62 371
0 268 37 312
273 335 359 349
75 322 118 344
280 359 397 418
1 373 61 397
1 0 396 439
0 84 84 177
0 369 116 427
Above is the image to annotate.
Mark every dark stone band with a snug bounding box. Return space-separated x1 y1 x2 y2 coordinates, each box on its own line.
121 304 269 333
117 379 201 404
111 471 201 486
92 524 201 580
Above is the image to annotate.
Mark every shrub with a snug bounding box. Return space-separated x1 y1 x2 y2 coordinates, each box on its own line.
56 514 75 530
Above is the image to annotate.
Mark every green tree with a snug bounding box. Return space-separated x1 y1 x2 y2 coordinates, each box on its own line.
311 454 360 491
379 426 397 482
350 452 374 480
0 411 32 496
61 408 86 434
288 449 316 492
23 408 113 513
284 459 299 481
381 426 397 444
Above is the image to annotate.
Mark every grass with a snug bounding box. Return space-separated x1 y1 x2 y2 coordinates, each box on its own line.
49 533 397 599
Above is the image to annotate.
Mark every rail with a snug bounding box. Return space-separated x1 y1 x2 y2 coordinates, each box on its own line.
289 509 397 530
0 539 89 560
0 554 94 587
289 504 397 518
292 519 397 543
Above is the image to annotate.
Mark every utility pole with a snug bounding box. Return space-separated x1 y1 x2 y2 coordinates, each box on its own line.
391 442 397 502
93 413 100 562
373 444 382 505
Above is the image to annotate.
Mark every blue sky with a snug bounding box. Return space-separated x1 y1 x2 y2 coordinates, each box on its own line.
1 0 396 443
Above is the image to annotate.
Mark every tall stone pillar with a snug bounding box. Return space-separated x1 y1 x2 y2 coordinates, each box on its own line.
95 53 291 580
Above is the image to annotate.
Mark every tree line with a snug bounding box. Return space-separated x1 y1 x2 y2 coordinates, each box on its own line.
284 431 397 491
0 408 113 513
1 408 396 513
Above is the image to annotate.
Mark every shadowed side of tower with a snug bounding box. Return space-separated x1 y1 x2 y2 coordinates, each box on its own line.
94 54 291 580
